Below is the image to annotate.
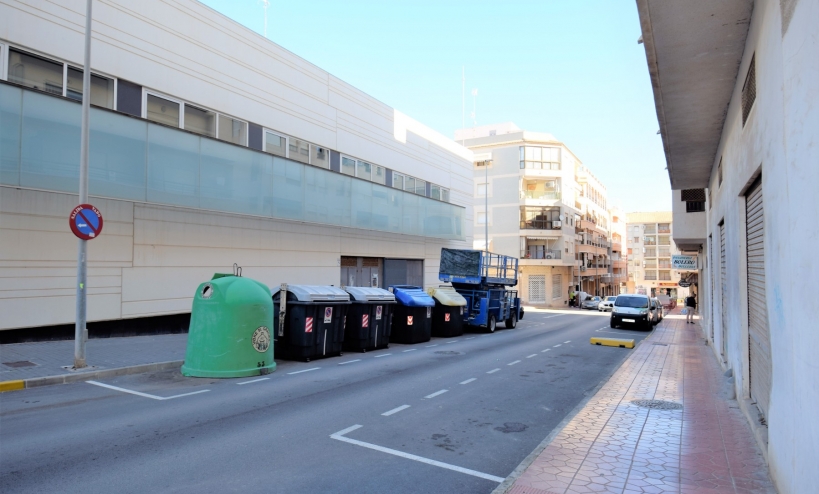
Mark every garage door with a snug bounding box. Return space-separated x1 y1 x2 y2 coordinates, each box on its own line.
720 221 727 357
529 275 546 304
746 177 771 418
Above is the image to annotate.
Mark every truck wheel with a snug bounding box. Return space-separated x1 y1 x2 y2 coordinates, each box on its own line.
487 315 496 333
505 312 517 329
610 320 618 329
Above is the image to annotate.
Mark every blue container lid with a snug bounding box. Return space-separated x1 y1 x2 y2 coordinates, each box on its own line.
390 285 435 307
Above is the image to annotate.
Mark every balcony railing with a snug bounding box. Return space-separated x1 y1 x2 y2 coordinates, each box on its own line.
0 82 465 240
523 191 560 201
521 220 562 230
522 249 562 260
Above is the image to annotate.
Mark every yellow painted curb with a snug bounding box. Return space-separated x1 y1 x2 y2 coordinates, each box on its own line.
0 380 26 392
590 337 635 349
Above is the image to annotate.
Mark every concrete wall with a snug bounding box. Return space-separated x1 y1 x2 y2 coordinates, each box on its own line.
698 0 819 491
670 190 706 245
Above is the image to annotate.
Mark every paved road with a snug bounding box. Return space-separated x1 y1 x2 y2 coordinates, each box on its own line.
0 309 652 493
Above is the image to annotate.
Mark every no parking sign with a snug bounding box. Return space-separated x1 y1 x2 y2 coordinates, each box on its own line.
69 204 103 240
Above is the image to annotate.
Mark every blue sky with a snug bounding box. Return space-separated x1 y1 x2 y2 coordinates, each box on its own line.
200 0 670 213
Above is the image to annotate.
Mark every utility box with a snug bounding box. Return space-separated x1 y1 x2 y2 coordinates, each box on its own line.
427 286 467 337
182 273 275 378
343 287 396 352
272 285 350 361
390 285 434 344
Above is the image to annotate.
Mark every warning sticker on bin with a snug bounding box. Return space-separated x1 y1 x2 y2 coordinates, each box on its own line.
445 313 451 322
426 307 432 318
376 306 382 320
407 316 414 326
305 317 313 333
362 314 369 328
252 326 270 352
324 307 333 323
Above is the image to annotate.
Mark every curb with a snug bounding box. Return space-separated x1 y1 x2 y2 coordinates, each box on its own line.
0 360 184 392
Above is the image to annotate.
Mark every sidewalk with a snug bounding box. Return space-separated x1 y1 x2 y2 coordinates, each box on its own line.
498 311 776 494
1 334 187 383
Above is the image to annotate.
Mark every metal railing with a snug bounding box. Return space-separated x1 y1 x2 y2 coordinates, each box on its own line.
523 191 560 201
522 249 562 260
520 220 561 230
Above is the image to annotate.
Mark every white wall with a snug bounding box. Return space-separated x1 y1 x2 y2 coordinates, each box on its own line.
701 0 819 491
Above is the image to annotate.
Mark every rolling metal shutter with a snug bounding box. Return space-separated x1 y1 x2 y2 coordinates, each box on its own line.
720 222 727 357
745 178 771 418
529 275 546 304
709 235 715 340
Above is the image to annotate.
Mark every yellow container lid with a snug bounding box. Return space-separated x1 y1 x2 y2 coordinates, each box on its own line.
426 286 467 306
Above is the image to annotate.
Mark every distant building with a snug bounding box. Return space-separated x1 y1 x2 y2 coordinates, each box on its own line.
625 212 689 300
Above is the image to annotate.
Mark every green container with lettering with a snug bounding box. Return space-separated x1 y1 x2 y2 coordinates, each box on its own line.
182 273 276 378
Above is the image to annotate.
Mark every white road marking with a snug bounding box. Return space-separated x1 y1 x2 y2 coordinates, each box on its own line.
287 367 321 375
374 353 392 358
460 378 477 385
564 340 571 344
338 359 361 365
86 381 210 401
445 340 459 344
237 377 269 385
330 425 504 483
465 337 475 340
426 344 439 347
425 389 448 399
526 354 537 358
542 315 567 319
382 405 411 416
508 360 521 366
487 368 501 374
402 349 417 353
553 344 562 347
542 349 551 353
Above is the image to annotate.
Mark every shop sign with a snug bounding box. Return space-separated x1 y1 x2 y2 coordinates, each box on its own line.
671 255 698 270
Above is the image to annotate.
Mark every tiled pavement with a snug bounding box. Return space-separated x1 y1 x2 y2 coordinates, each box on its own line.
503 312 776 494
0 334 187 381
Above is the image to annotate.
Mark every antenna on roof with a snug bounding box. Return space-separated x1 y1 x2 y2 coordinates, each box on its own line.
259 0 270 38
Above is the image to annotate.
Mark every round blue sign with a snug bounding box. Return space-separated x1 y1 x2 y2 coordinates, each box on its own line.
69 204 103 240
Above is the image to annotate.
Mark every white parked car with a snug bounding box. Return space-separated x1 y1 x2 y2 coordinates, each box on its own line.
598 296 617 312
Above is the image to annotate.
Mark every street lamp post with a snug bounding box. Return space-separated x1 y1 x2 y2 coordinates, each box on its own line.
74 0 93 369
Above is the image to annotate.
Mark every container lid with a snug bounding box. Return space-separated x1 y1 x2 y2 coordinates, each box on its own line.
343 286 396 302
271 285 350 302
426 286 467 307
390 285 435 307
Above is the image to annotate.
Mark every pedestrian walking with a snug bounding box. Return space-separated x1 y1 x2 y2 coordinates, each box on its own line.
685 294 697 323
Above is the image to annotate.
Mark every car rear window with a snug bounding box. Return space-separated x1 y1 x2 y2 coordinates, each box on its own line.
614 296 648 308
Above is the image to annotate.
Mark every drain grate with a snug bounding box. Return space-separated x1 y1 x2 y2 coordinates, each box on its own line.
631 399 682 410
3 360 37 368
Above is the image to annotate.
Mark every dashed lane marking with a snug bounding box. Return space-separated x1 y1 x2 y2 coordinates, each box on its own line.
445 340 459 344
541 349 551 353
425 389 449 399
460 378 477 385
487 368 501 374
508 360 521 366
465 337 475 340
426 344 439 347
87 381 210 401
553 344 562 347
564 340 572 344
402 349 417 353
338 359 361 365
287 367 321 375
237 378 269 385
382 405 411 416
330 425 504 483
526 354 537 358
374 353 392 358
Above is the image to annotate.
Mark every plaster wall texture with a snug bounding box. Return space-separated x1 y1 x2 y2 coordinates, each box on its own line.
698 0 819 491
0 0 474 331
671 190 707 244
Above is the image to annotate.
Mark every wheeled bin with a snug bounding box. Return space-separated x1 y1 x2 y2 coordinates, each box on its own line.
343 287 396 352
272 285 351 361
182 273 276 378
427 286 467 337
389 285 434 344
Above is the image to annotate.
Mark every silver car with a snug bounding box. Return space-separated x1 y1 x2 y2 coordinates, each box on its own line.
649 297 663 324
581 296 602 310
598 296 617 312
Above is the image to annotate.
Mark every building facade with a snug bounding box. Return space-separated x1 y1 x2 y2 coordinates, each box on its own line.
0 0 472 334
637 0 819 491
625 212 689 301
457 123 619 306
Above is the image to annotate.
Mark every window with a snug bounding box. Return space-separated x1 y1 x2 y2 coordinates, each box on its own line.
146 93 180 127
392 173 404 190
644 224 656 234
441 188 450 202
520 206 561 230
313 147 329 169
659 271 672 281
477 212 487 225
477 183 487 196
217 114 247 145
658 223 670 233
404 176 416 193
264 130 287 157
430 184 441 200
658 246 671 257
718 157 723 187
341 156 356 176
184 105 217 137
644 271 657 281
289 138 310 164
659 259 671 269
8 49 64 95
633 237 640 243
644 236 656 246
356 160 372 180
686 201 705 212
741 55 756 125
519 146 561 170
627 248 633 255
66 67 115 109
658 236 670 246
645 247 656 257
372 165 386 185
552 274 562 299
415 179 426 196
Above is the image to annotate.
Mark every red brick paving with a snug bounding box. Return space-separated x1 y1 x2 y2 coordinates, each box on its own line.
503 313 775 494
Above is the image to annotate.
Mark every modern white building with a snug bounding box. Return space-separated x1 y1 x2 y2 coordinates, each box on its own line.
457 123 618 306
0 0 472 337
637 0 819 491
625 212 689 300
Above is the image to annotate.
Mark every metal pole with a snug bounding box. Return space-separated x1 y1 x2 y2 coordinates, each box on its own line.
74 0 93 369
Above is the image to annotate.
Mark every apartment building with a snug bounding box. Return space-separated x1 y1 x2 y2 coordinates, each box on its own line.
608 205 628 293
457 123 616 306
0 0 472 335
636 0 819 490
625 212 689 300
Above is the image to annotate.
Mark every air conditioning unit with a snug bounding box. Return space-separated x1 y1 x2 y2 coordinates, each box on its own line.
553 221 562 229
580 266 587 272
545 253 554 260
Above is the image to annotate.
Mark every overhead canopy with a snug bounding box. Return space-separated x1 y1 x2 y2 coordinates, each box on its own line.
636 0 753 189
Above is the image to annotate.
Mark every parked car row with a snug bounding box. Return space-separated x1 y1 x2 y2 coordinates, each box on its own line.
609 294 664 331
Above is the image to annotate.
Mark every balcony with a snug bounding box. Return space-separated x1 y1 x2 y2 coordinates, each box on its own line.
522 249 562 260
613 260 627 269
611 241 622 252
672 189 706 251
522 191 561 203
0 82 465 240
520 219 563 230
